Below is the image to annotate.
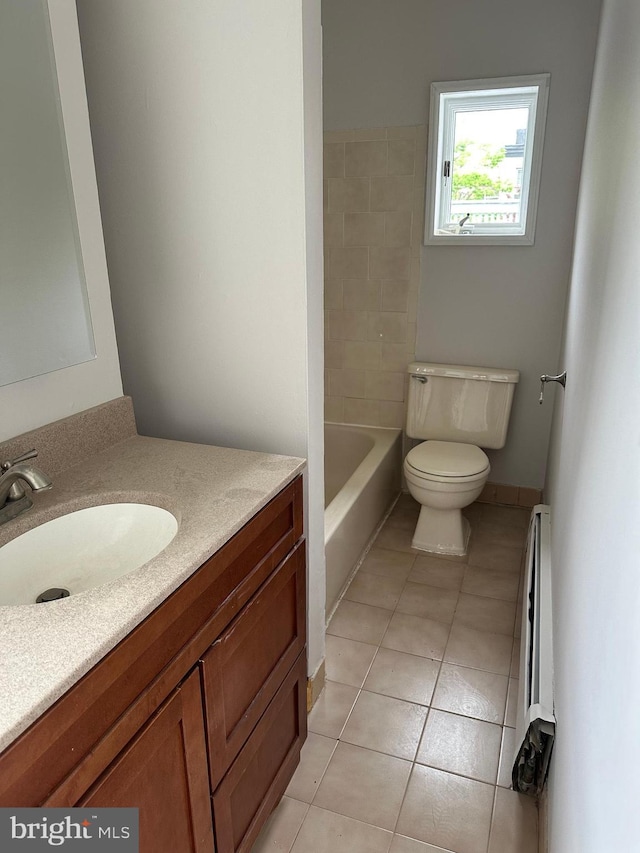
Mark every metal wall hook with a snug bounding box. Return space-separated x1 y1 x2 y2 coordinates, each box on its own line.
539 371 567 404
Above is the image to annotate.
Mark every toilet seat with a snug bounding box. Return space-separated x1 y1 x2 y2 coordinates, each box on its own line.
405 441 489 483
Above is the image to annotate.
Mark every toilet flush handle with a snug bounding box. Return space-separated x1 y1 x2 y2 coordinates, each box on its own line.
539 371 567 404
412 375 428 384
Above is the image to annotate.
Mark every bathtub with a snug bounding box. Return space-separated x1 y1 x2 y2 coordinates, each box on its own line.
324 422 402 618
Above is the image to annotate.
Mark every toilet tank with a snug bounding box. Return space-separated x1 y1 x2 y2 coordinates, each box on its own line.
406 362 520 449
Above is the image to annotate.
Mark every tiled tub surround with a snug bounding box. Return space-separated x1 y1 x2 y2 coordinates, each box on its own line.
324 126 426 428
0 398 305 751
252 496 537 853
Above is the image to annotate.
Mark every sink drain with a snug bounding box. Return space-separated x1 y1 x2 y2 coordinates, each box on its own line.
36 587 70 603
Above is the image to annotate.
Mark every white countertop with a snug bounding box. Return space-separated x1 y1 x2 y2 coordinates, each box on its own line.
0 434 305 752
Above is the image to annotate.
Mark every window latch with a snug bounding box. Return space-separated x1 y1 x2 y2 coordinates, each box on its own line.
443 160 451 179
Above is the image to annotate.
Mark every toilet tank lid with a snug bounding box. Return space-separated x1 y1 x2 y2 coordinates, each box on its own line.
408 362 520 383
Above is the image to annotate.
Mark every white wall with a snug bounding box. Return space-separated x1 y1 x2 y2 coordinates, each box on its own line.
545 0 640 848
0 0 122 442
76 0 326 675
322 0 602 487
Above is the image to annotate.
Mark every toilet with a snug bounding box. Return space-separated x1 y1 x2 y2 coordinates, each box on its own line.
404 362 520 555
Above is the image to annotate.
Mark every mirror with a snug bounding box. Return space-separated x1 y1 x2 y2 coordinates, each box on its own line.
0 0 95 387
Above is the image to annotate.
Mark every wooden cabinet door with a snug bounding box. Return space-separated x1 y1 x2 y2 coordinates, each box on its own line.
78 670 214 853
201 541 306 789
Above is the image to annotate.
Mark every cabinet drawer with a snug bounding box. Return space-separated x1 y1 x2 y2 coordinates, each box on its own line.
201 541 305 788
212 652 307 853
78 670 214 853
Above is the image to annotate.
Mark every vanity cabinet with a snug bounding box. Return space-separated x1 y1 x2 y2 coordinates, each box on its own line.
0 476 306 853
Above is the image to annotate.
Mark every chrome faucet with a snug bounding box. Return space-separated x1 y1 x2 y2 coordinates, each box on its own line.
0 449 52 526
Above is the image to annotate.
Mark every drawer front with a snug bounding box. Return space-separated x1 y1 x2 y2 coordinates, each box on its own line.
212 652 307 853
201 541 306 788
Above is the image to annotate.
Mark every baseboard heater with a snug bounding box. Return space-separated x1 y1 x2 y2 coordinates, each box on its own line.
513 504 556 796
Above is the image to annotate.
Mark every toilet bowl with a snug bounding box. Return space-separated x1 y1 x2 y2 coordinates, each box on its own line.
404 440 490 555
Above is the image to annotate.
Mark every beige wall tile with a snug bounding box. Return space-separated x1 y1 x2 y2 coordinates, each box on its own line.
369 312 408 343
385 211 412 247
324 129 355 143
345 141 388 176
342 309 369 340
327 310 344 340
365 371 405 402
344 397 380 425
328 177 370 212
382 280 410 312
406 321 417 354
330 247 368 279
387 125 418 140
379 400 406 428
328 368 366 398
324 213 344 247
324 279 343 310
323 179 329 213
325 395 344 423
388 139 416 176
344 340 382 371
344 212 385 246
325 339 344 369
324 143 345 178
343 279 381 311
407 287 419 323
517 487 542 507
371 176 415 211
370 247 411 279
381 342 411 372
354 127 387 141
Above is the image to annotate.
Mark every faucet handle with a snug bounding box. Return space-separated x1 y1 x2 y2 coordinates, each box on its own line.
1 448 38 471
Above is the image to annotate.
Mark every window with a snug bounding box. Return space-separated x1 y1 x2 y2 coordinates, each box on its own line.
425 74 550 245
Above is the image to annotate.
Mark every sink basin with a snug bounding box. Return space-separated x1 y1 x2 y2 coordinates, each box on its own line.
0 503 178 606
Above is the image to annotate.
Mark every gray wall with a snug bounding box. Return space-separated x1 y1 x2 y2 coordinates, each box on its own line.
323 0 602 487
76 0 326 674
545 1 640 847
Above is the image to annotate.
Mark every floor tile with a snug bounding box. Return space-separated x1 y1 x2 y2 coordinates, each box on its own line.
472 522 528 550
409 556 465 591
286 733 337 803
290 805 393 853
251 795 308 853
359 547 416 581
461 566 520 601
468 540 523 573
498 726 517 788
396 583 458 624
488 787 538 853
510 639 521 678
396 765 494 853
505 678 519 727
453 593 516 636
345 572 406 610
390 836 454 853
382 612 450 660
417 709 501 784
308 681 359 738
431 663 508 724
327 599 394 645
363 647 440 705
312 742 411 830
481 505 529 529
341 689 428 760
325 635 378 688
385 501 420 532
374 522 422 554
445 624 513 675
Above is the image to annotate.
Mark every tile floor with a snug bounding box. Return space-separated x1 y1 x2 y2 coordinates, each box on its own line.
251 496 538 853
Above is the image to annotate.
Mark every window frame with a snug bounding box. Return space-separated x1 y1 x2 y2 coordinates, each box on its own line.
424 74 551 246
